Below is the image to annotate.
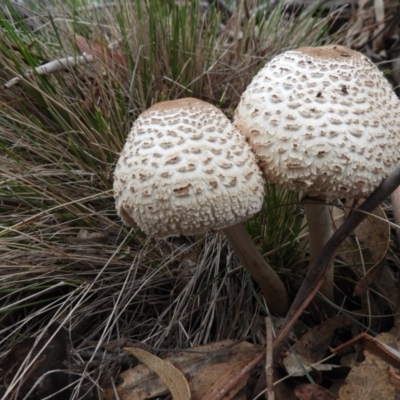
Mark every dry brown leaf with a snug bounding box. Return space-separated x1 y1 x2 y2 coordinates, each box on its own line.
353 202 389 263
328 203 388 264
331 332 400 370
103 340 261 400
294 383 337 400
292 315 353 363
181 341 260 399
388 365 400 390
352 201 390 296
283 351 340 378
123 347 191 400
75 34 128 75
199 360 252 400
336 332 400 399
75 35 106 62
1 323 71 400
333 202 390 297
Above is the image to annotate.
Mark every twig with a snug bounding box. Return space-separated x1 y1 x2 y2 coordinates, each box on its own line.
273 164 400 357
110 376 122 400
243 0 251 21
391 186 400 246
4 54 95 88
265 317 274 400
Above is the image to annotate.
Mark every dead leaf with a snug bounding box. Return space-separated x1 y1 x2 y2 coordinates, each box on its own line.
124 347 191 400
352 201 390 296
75 35 105 61
105 340 261 400
200 359 253 400
388 365 400 390
1 323 71 400
294 383 337 400
292 315 353 363
336 332 400 399
331 332 400 370
334 202 390 297
283 351 340 378
75 34 128 75
353 202 389 264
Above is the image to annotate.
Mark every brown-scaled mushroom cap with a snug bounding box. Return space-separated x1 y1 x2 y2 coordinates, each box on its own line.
234 45 400 199
113 98 265 238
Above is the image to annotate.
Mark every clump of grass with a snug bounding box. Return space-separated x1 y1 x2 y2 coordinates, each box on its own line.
0 0 338 395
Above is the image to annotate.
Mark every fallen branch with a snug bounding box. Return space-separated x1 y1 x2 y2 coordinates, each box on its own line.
266 317 274 400
391 186 400 246
4 54 95 88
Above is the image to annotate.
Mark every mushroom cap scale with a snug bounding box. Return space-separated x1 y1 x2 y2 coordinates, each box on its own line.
114 98 265 238
234 45 400 199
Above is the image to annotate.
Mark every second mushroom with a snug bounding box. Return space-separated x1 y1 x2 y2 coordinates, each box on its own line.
235 45 400 309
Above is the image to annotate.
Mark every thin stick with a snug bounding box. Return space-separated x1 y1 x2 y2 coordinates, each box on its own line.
390 186 400 246
4 54 95 88
265 317 274 400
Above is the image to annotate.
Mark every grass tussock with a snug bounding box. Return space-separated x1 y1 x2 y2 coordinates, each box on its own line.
0 0 347 395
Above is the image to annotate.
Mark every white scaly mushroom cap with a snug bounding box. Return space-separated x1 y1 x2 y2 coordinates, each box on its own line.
234 45 400 200
113 98 265 238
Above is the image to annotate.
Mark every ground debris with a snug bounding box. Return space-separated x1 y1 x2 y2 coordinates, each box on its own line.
102 340 261 400
333 332 400 399
0 323 71 400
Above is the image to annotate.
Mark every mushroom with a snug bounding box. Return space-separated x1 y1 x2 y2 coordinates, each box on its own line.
234 45 400 306
114 98 290 315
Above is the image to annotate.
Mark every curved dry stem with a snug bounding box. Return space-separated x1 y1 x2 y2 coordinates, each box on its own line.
222 223 290 316
304 199 334 306
390 186 400 246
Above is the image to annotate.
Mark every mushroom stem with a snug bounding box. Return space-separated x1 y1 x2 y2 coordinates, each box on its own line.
222 222 290 316
304 198 334 306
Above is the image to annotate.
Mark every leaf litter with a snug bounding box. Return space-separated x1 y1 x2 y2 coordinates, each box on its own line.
102 340 261 400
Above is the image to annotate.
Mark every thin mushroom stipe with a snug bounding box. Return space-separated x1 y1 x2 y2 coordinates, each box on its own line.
222 223 289 315
303 197 334 304
114 98 290 315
